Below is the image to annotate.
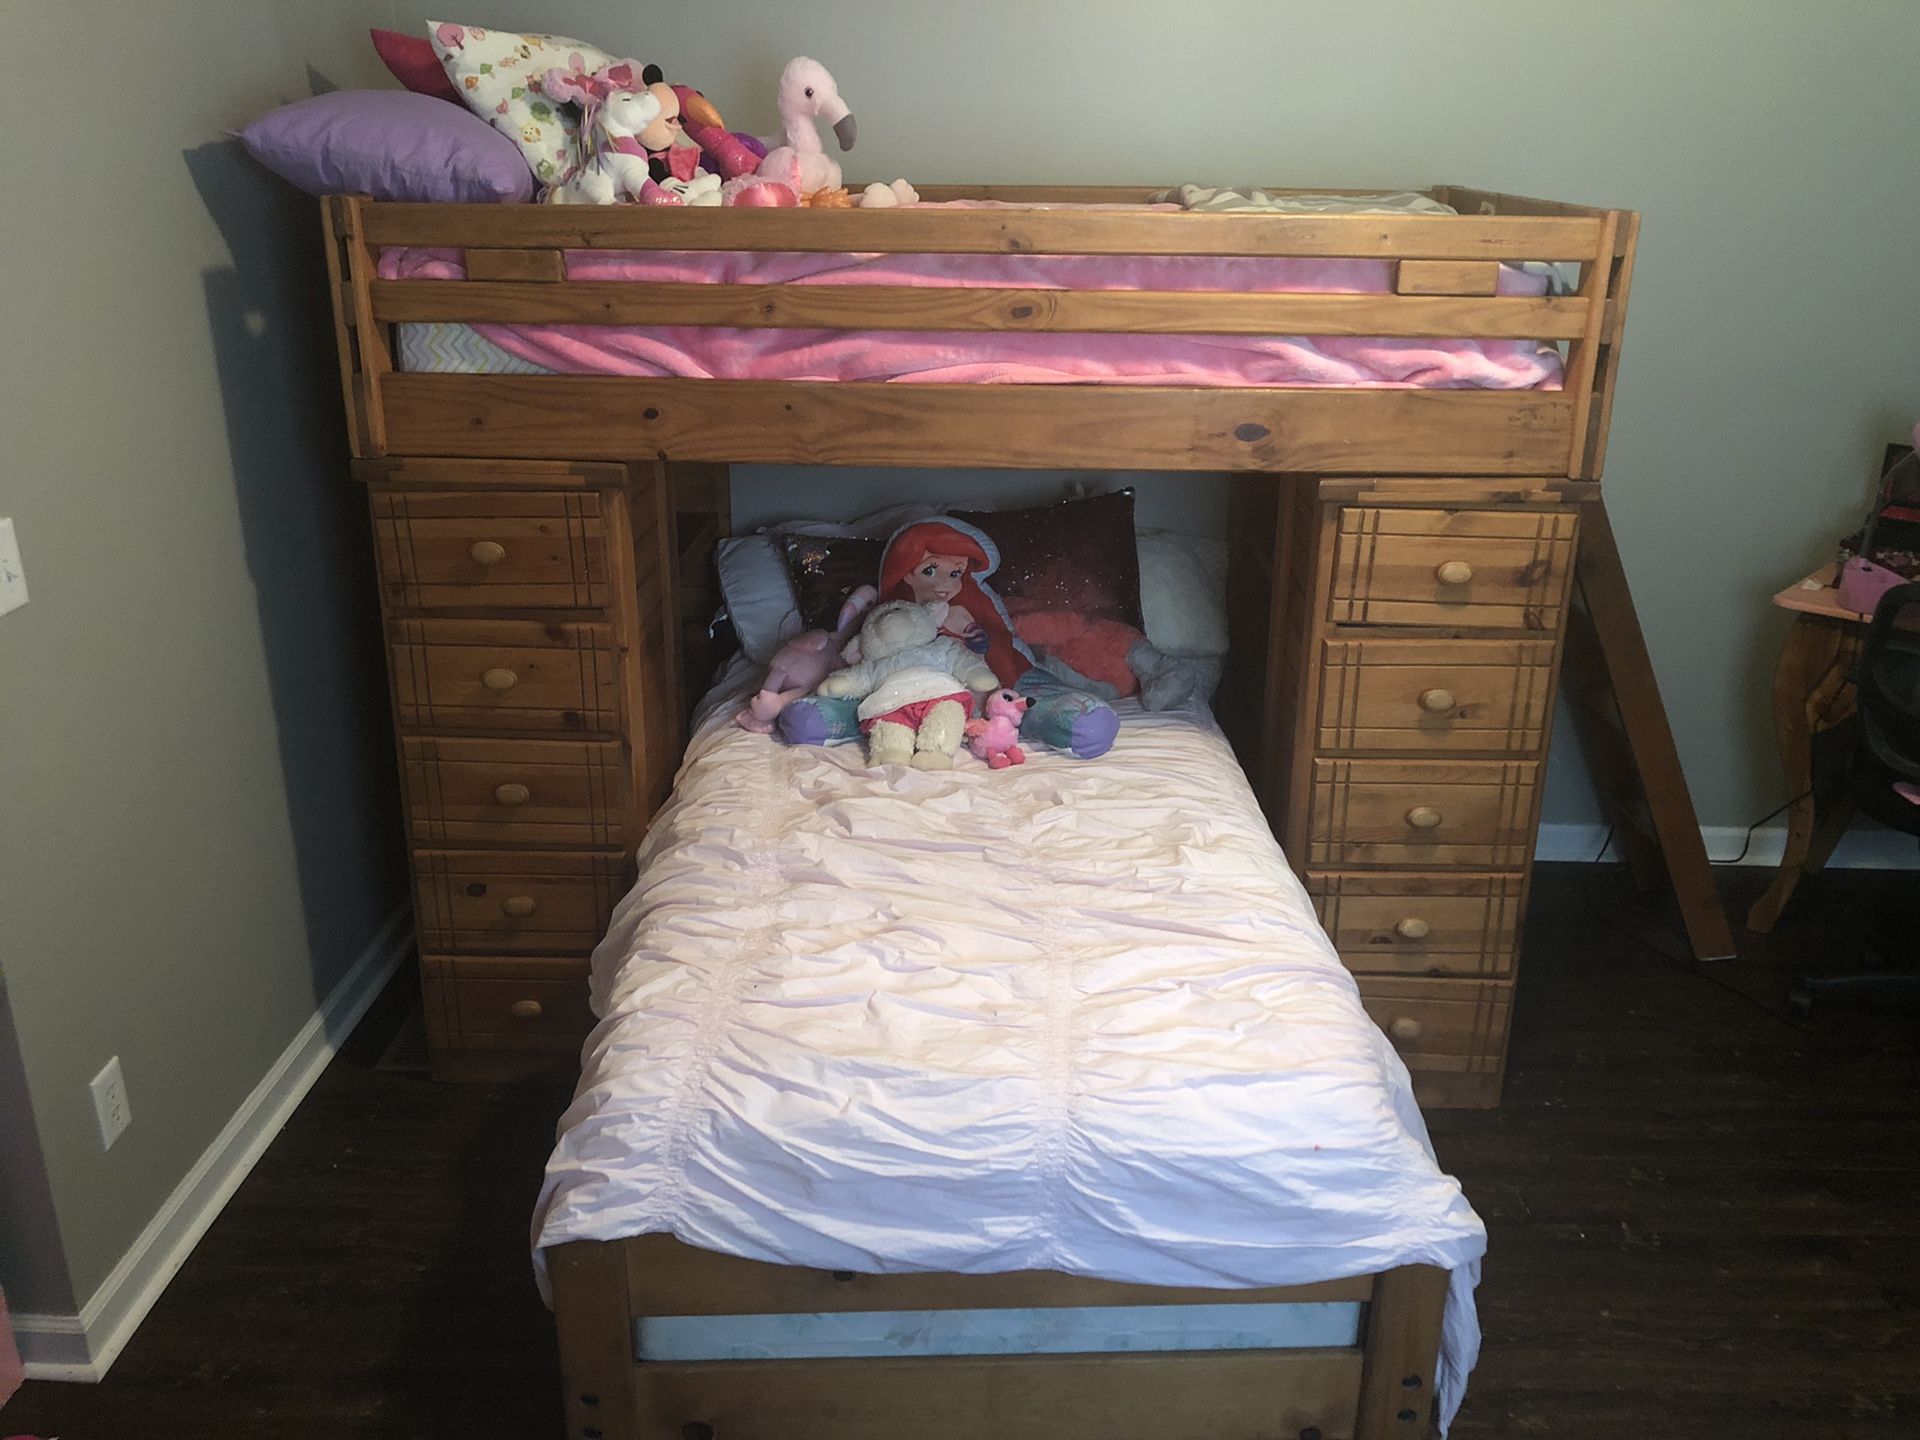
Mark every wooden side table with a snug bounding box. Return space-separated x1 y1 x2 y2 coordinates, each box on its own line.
1746 563 1870 932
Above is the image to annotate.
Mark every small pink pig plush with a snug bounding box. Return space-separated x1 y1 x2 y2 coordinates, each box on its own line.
964 688 1030 769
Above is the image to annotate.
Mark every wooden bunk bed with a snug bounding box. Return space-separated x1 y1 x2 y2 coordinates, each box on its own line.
320 184 1714 1439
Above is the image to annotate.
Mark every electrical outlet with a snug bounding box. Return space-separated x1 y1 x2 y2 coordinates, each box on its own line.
90 1056 131 1151
0 517 26 617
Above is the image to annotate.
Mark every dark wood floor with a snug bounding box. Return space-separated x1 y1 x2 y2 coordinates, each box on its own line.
5 863 1916 1439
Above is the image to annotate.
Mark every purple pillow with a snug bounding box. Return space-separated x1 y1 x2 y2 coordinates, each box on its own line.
238 90 534 202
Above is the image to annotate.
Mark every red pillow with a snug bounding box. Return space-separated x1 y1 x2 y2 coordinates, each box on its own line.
370 28 462 105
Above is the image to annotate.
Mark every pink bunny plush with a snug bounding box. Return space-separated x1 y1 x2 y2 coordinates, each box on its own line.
964 688 1030 768
736 586 876 733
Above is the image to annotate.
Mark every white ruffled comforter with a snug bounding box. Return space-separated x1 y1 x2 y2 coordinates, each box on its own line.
534 689 1487 1427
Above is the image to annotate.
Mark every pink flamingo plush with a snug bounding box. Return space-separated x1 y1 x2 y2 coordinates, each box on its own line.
965 689 1030 769
754 57 857 198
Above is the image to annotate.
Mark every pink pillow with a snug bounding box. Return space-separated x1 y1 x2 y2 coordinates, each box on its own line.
371 28 462 104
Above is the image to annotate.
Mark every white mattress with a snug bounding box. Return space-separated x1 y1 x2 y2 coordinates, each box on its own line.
534 675 1487 1427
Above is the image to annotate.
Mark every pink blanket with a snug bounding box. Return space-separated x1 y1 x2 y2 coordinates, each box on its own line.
381 235 1562 389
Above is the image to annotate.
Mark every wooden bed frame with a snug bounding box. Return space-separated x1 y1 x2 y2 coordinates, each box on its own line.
550 1236 1451 1440
324 184 1633 480
320 183 1660 1438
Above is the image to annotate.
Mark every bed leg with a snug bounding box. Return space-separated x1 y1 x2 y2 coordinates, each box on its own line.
551 1240 641 1440
1354 1265 1450 1440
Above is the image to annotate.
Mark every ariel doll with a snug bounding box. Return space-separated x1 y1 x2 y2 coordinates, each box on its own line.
878 519 1032 685
777 517 1119 760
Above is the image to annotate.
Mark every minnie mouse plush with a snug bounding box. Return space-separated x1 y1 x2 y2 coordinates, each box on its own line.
632 64 721 203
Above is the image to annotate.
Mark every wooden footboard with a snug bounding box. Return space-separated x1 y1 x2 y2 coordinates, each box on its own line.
550 1236 1449 1440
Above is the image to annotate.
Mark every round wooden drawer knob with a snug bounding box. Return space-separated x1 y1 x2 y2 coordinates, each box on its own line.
480 667 518 692
1434 560 1474 586
469 540 507 567
1405 805 1443 830
1395 917 1431 941
1418 688 1457 715
1389 1016 1423 1044
493 782 531 807
508 999 544 1022
501 895 537 918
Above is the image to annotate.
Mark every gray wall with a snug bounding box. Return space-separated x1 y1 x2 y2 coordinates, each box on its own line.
0 4 405 1312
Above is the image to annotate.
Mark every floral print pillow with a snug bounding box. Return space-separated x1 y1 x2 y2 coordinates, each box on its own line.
428 21 616 186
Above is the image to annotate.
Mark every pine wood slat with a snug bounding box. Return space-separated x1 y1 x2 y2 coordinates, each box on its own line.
617 1233 1373 1316
1394 260 1501 296
1306 871 1525 977
463 247 564 282
552 1242 645 1440
355 456 631 490
369 278 1591 340
380 374 1578 474
631 1350 1365 1440
360 200 1607 259
1354 1266 1451 1440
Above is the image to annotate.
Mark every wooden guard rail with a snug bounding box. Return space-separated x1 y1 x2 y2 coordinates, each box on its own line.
324 185 1637 478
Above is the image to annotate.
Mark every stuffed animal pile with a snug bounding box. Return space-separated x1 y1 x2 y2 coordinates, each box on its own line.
407 25 915 208
816 601 998 769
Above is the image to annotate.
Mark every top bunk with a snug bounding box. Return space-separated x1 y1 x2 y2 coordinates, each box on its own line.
323 184 1638 478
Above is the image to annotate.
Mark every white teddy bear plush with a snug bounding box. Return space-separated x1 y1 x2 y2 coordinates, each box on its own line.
815 600 998 769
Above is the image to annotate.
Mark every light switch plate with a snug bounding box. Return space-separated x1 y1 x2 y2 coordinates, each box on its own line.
0 517 27 617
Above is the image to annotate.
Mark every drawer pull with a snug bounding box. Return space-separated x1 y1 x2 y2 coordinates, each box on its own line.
501 895 538 918
480 667 519 692
1417 688 1457 715
493 782 531 807
1405 805 1443 830
1434 560 1474 586
508 999 545 1021
469 540 507 567
1394 917 1431 941
1388 1016 1423 1044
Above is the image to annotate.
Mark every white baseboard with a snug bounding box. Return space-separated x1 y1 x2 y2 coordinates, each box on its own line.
14 905 412 1383
1536 821 1919 869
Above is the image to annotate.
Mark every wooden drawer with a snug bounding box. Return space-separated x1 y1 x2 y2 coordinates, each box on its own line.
1328 507 1576 630
401 736 631 848
1316 637 1554 753
422 955 593 1052
1357 977 1513 1075
413 849 625 954
388 617 622 734
371 489 618 609
1306 872 1523 977
1306 758 1539 868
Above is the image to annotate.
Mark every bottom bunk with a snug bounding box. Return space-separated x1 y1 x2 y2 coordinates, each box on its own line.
533 669 1486 1438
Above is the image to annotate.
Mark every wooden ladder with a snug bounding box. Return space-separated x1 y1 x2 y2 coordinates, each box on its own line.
1562 499 1738 961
